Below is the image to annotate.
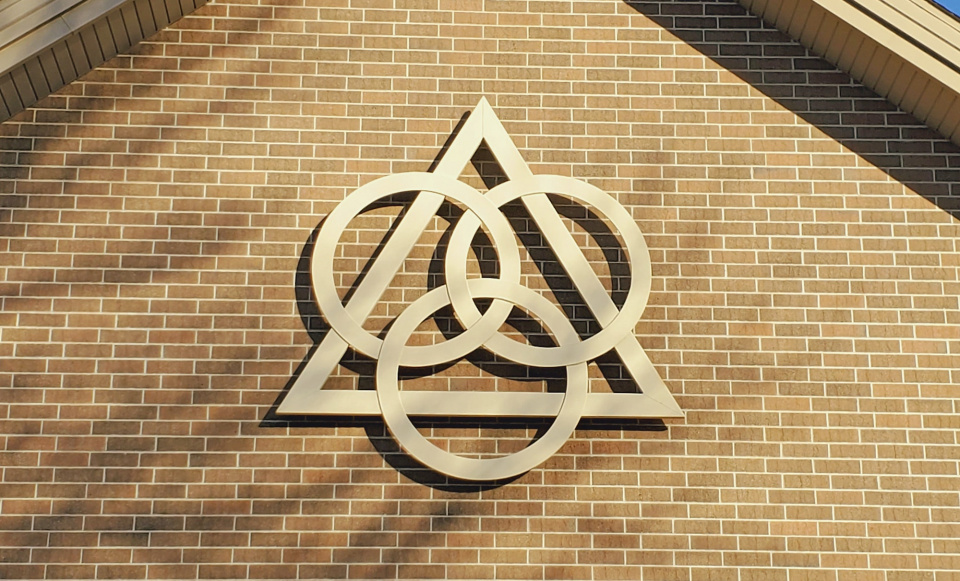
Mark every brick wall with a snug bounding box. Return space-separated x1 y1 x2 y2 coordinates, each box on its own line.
2 0 960 579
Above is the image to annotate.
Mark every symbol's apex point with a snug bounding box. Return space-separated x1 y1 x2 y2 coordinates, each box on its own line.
476 95 490 105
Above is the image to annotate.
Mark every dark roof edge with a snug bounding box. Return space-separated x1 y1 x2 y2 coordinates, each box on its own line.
740 0 960 148
0 0 210 122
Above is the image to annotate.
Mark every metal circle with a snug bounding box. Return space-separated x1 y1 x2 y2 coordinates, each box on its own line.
375 278 588 481
311 172 521 365
444 174 652 367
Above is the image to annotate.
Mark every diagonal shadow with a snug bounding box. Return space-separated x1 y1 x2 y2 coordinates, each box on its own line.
623 0 960 217
260 122 668 490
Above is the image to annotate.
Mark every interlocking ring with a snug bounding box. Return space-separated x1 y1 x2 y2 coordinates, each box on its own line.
445 174 651 367
312 172 522 366
376 279 588 482
312 170 651 480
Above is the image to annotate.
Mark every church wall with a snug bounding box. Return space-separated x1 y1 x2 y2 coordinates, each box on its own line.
1 0 960 579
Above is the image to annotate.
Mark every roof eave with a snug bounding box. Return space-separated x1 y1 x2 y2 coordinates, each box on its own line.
739 0 960 149
0 0 210 122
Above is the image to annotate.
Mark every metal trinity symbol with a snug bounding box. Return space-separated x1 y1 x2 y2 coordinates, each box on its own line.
278 98 682 481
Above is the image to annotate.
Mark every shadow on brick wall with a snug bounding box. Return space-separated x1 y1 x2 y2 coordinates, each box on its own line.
624 0 960 218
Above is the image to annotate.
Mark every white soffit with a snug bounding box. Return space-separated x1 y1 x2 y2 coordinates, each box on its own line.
0 0 209 122
740 0 960 147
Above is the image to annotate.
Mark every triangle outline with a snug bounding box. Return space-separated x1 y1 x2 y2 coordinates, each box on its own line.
277 97 683 419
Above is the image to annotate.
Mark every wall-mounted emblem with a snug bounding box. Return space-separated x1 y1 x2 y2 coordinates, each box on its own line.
279 98 682 481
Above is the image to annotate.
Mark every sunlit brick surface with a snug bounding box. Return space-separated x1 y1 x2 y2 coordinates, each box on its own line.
1 0 960 579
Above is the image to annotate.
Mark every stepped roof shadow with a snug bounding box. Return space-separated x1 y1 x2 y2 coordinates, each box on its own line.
624 0 960 218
